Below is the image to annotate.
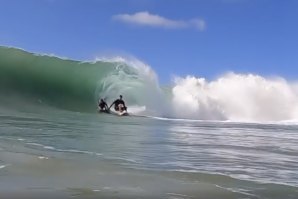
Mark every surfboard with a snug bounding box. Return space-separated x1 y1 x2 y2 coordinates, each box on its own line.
98 109 129 116
110 110 129 116
118 111 129 116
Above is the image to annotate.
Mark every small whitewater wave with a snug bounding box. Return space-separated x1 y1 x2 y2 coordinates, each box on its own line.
25 142 102 156
38 156 49 160
0 164 9 170
24 140 141 164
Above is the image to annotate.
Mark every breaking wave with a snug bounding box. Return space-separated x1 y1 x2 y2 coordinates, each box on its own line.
1 46 298 122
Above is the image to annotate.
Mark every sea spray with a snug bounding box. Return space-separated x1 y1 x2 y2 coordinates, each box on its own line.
172 73 298 122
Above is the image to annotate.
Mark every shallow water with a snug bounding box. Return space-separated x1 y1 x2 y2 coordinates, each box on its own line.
1 103 298 199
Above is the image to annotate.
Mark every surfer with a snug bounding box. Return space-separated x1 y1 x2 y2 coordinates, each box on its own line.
98 98 109 112
109 95 127 112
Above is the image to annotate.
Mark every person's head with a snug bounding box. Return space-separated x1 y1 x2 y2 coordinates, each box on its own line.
100 98 104 102
119 95 122 99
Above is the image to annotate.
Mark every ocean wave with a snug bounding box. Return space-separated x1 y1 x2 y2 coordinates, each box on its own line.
1 46 298 122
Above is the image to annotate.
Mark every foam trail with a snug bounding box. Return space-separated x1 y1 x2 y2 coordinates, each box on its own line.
172 73 298 122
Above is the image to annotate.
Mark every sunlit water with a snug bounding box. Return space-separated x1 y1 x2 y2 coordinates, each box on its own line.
0 104 298 199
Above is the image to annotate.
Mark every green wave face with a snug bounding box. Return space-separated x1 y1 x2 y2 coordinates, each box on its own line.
0 46 159 112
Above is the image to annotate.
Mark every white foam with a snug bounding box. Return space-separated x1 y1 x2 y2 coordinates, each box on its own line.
26 142 44 147
127 105 146 114
0 164 9 170
26 142 103 157
215 185 258 197
44 146 55 150
105 156 140 164
167 193 193 198
56 149 96 155
38 156 49 160
26 142 56 151
171 73 298 122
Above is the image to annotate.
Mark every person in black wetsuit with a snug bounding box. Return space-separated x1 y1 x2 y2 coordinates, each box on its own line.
109 95 127 111
98 98 109 112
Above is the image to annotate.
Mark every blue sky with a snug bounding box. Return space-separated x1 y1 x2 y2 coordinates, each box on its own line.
0 0 297 83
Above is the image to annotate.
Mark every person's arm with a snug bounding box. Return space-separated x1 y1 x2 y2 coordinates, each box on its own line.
108 101 115 109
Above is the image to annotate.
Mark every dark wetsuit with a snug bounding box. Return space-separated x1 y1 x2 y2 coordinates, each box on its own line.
113 99 125 111
99 101 108 110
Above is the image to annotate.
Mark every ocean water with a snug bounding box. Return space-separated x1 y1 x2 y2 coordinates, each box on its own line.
1 46 298 198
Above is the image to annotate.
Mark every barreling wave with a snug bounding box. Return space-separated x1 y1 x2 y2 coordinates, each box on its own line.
1 46 298 122
0 46 165 114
